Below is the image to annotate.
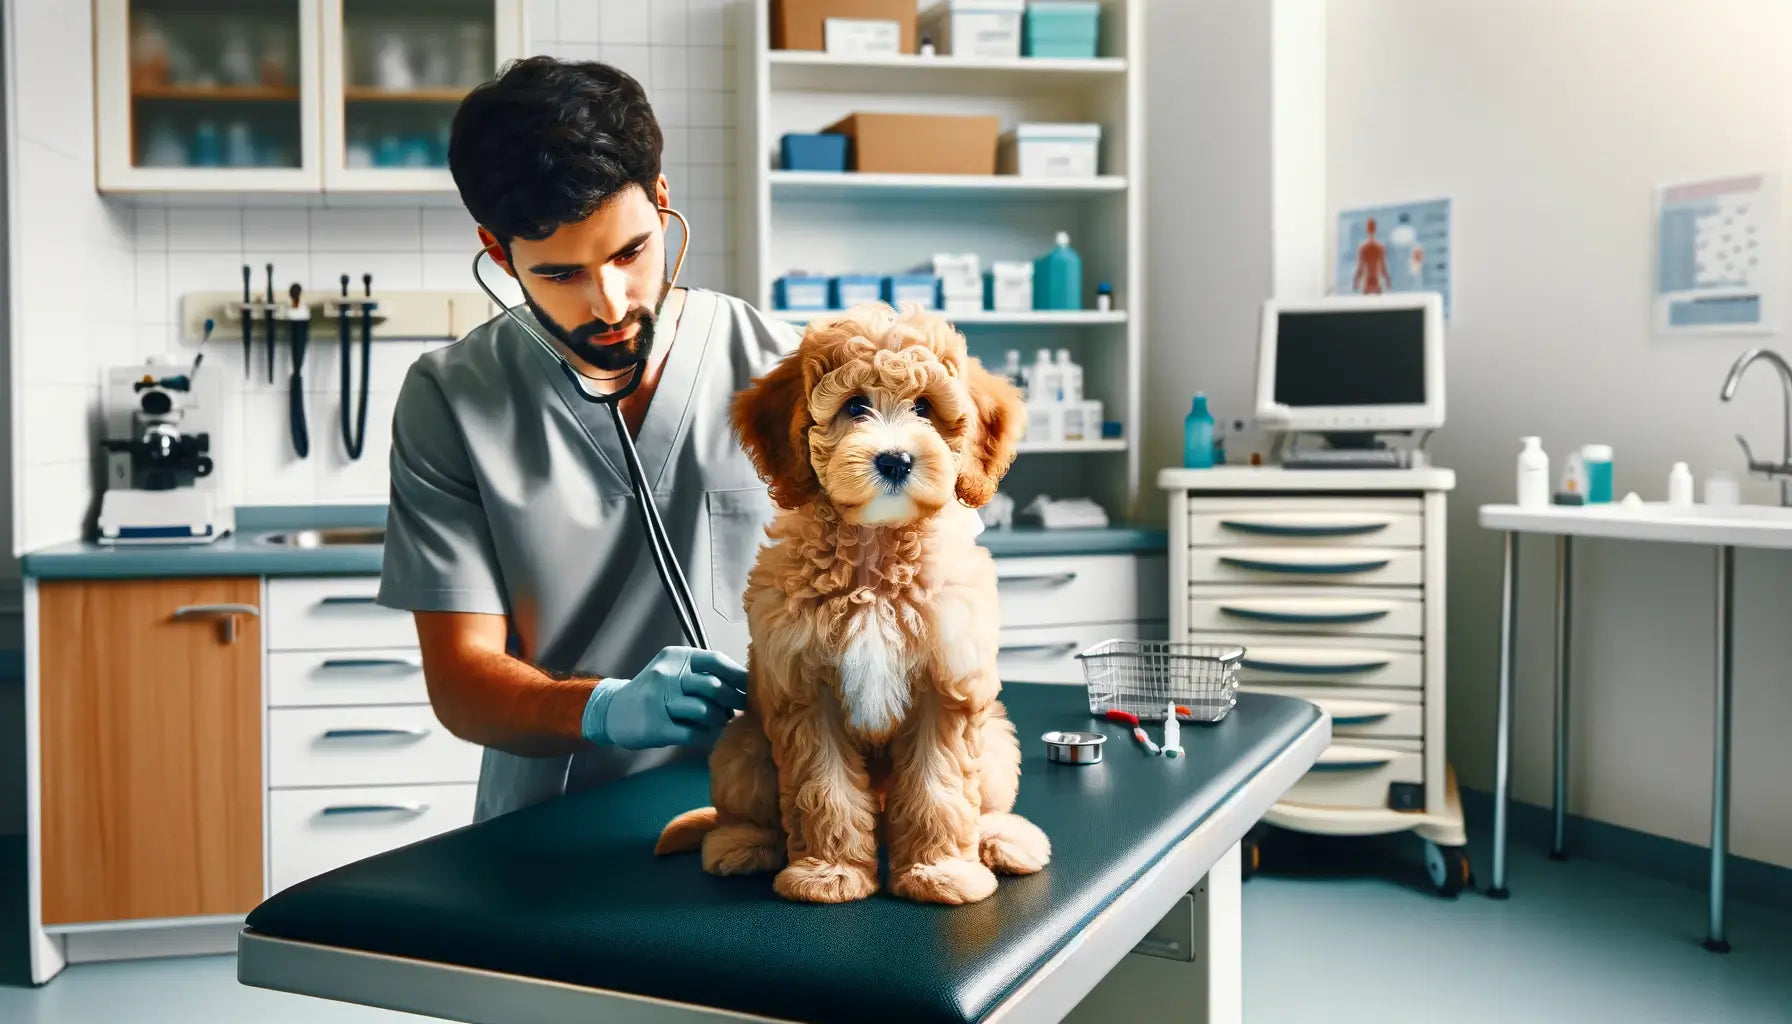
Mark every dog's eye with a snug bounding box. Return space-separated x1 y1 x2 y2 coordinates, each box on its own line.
844 396 873 420
912 397 932 418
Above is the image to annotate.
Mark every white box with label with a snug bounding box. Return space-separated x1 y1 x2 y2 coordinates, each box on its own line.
999 123 1102 179
919 0 1025 59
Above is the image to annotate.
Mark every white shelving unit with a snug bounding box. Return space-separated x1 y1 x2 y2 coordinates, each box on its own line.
735 0 1147 518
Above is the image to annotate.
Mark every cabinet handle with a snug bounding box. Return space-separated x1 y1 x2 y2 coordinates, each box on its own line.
999 641 1081 657
1219 604 1390 625
1219 518 1390 538
1220 554 1391 576
172 603 260 644
320 727 431 741
319 658 422 672
319 802 429 817
317 595 380 606
1242 656 1391 675
1310 745 1399 772
996 572 1079 587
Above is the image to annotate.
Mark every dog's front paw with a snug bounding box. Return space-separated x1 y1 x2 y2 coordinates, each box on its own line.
890 858 998 905
978 812 1050 875
774 858 879 903
702 825 785 876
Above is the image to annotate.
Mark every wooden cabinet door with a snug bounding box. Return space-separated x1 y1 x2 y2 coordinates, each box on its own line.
40 577 263 925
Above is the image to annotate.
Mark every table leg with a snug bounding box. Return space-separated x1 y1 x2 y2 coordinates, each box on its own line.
1490 531 1518 899
1552 536 1573 860
1707 545 1735 953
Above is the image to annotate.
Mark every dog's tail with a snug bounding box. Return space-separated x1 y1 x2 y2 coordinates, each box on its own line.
655 806 719 855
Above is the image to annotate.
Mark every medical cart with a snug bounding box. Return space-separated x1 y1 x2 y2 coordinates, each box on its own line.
1159 467 1470 895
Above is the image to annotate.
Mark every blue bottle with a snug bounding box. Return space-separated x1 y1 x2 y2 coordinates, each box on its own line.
1034 231 1083 310
1184 394 1215 469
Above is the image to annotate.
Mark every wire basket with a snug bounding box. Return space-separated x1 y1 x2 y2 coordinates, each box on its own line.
1075 640 1246 724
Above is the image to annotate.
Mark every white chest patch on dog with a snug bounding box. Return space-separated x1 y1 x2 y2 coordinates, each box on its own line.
838 611 911 734
859 493 918 526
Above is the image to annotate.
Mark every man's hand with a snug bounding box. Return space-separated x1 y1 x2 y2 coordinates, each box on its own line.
582 647 748 750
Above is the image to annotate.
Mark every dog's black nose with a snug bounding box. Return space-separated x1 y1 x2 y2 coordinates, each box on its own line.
874 451 913 483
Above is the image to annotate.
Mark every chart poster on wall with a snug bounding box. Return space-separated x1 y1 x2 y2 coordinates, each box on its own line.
1335 198 1452 320
1654 173 1778 335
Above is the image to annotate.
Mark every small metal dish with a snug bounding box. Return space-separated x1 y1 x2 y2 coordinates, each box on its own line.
1042 730 1107 765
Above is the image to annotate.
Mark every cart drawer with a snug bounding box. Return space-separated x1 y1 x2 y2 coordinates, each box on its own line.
1284 743 1423 808
1186 509 1423 548
1187 588 1423 639
268 706 482 788
268 649 427 707
1188 632 1423 690
269 784 475 895
1189 547 1423 587
997 622 1164 685
266 577 417 651
996 554 1166 629
1242 683 1422 739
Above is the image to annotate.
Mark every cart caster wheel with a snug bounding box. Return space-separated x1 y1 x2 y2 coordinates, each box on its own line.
1424 841 1470 898
1241 835 1262 882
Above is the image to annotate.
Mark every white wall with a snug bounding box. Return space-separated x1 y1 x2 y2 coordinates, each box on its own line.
9 0 739 549
1327 0 1792 868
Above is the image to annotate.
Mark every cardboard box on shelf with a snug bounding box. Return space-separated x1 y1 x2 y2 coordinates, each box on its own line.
772 0 918 53
822 112 999 175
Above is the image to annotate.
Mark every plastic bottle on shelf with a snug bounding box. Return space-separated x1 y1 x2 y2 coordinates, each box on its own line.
1183 394 1215 469
1668 462 1694 506
1034 231 1083 311
1001 349 1024 397
1054 348 1081 403
1025 349 1059 407
1516 436 1549 508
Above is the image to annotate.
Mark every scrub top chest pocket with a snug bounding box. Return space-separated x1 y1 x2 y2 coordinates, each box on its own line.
707 487 776 623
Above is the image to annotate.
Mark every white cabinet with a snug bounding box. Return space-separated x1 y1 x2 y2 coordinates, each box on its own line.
262 576 477 895
94 0 527 195
995 551 1167 687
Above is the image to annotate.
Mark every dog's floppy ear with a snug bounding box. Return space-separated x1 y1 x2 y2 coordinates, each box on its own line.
733 351 821 510
954 357 1027 508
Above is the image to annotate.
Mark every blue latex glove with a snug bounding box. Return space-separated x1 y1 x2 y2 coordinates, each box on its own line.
581 647 748 750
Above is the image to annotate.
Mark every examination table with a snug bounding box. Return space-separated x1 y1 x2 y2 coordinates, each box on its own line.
238 685 1328 1024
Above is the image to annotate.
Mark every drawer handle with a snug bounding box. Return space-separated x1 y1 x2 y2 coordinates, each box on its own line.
1219 519 1389 538
999 641 1081 657
318 595 381 606
1221 556 1391 576
1311 746 1398 771
1331 709 1393 726
319 727 431 741
319 802 429 817
1219 605 1390 625
319 658 422 672
172 603 260 644
996 572 1079 587
1242 656 1391 675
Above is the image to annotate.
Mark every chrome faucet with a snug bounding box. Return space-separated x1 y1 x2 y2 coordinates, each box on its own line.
1720 347 1792 506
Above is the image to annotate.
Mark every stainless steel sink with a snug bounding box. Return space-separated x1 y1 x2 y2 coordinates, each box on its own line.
256 527 386 548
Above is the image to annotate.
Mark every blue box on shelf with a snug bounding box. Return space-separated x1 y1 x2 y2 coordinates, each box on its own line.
883 274 941 310
780 133 849 172
1024 1 1101 58
774 275 830 311
830 275 884 309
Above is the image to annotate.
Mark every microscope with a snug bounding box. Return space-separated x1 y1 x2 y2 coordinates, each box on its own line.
97 354 227 544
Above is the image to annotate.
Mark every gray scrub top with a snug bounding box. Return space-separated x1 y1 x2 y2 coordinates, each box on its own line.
376 287 799 822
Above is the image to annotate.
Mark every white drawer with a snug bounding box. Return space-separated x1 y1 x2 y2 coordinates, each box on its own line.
1283 743 1423 809
1188 632 1423 690
268 706 482 788
1186 506 1423 548
268 649 427 707
269 784 476 894
996 554 1167 629
996 621 1164 685
1189 547 1423 587
266 577 418 651
1243 683 1422 739
1186 587 1424 639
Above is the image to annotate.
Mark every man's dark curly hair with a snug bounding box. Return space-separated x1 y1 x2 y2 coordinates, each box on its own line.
449 56 664 248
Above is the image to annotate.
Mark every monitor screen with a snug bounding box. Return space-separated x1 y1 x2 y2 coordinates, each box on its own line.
1273 308 1427 407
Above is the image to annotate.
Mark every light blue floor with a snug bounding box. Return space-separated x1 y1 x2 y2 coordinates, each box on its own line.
3 833 1789 1022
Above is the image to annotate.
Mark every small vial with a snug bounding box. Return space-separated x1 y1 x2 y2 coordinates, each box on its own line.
1095 281 1113 312
919 35 936 57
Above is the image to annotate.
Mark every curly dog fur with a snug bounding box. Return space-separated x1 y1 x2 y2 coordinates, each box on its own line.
656 303 1050 904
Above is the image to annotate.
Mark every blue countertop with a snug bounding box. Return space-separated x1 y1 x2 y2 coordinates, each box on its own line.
21 507 1166 581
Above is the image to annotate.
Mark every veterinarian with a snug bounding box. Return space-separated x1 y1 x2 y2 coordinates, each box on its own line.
376 56 799 823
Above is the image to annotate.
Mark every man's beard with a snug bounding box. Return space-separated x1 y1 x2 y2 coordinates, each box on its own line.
521 277 672 373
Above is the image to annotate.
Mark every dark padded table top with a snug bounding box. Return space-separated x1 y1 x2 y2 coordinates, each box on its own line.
245 685 1322 1024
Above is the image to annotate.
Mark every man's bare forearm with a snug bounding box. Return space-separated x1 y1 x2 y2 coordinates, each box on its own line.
423 643 603 758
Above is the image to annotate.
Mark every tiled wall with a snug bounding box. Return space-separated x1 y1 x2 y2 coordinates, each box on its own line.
10 0 741 553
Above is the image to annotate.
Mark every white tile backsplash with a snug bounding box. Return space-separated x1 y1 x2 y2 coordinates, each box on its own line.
12 10 742 532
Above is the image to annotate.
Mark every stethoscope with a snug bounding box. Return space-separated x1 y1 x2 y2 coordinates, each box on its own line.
471 207 709 652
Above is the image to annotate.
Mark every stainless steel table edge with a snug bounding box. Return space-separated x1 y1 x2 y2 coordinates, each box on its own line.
237 716 1332 1024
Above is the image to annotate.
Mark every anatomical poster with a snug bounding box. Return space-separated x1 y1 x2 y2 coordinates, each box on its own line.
1335 197 1453 320
1654 173 1778 335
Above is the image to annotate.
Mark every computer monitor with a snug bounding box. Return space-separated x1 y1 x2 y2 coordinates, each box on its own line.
1253 293 1445 435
